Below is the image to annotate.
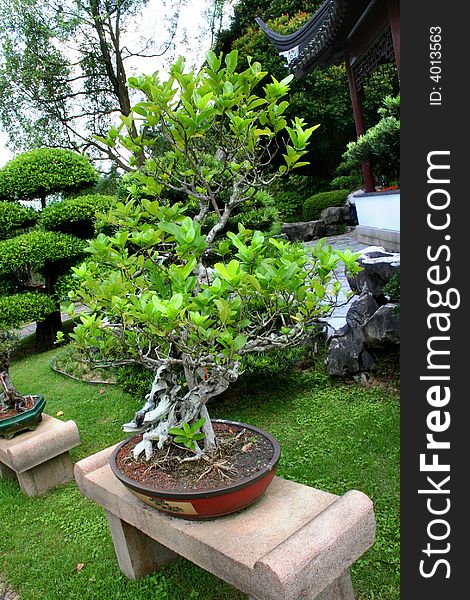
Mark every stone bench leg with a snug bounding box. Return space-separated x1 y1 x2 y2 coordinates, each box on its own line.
1 452 74 496
105 511 178 579
0 461 16 480
248 571 355 600
18 452 74 496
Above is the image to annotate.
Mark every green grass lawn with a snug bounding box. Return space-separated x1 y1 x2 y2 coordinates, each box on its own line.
1 346 399 600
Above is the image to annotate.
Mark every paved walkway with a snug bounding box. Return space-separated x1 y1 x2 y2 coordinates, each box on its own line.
305 229 369 334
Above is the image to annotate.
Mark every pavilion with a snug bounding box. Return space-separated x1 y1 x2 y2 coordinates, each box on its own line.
256 0 400 193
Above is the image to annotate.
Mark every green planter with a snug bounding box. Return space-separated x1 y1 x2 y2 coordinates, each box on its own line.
0 395 46 440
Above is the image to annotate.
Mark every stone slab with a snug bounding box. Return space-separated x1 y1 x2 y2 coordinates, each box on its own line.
355 226 400 252
0 413 80 495
0 413 80 473
75 448 376 600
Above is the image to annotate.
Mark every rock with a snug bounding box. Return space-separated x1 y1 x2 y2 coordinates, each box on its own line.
324 223 350 236
325 325 372 376
347 246 400 297
320 205 356 226
281 219 326 242
363 304 400 348
346 293 380 328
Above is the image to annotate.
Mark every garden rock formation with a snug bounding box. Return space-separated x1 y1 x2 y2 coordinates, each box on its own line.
281 205 357 242
326 247 400 377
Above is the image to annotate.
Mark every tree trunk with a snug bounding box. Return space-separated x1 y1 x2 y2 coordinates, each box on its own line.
35 310 62 352
0 354 23 409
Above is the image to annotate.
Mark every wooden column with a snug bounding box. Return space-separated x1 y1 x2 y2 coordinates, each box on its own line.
387 0 401 78
345 55 375 193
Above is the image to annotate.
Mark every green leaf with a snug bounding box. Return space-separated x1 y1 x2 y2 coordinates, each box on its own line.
225 50 238 73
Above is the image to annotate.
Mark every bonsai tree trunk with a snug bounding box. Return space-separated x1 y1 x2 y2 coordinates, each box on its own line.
0 353 23 410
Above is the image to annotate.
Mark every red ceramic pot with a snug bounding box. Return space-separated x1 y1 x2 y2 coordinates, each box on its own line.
110 419 281 520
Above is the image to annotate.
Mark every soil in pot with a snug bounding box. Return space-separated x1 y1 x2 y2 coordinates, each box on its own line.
112 421 280 519
0 395 36 420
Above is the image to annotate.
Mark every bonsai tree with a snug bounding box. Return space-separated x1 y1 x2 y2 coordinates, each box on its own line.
0 148 98 208
71 51 361 461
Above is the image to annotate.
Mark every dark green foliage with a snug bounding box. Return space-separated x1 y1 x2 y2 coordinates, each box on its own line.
341 94 400 187
0 230 86 273
237 346 308 391
39 194 116 238
0 201 38 239
273 190 308 222
0 291 57 328
0 148 98 202
303 189 350 221
204 190 279 234
329 171 362 192
116 363 154 398
270 174 323 222
216 3 399 183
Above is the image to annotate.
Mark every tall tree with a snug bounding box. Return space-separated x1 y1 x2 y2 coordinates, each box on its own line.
0 0 185 169
0 148 106 350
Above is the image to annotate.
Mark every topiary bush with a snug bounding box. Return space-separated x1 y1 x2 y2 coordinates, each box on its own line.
0 148 98 206
0 230 86 273
0 291 57 327
0 201 38 240
303 189 350 221
39 194 116 238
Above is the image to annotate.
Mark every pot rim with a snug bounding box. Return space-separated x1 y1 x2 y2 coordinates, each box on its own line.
110 419 281 500
0 394 45 427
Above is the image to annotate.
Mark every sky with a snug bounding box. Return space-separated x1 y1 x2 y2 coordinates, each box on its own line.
0 0 234 168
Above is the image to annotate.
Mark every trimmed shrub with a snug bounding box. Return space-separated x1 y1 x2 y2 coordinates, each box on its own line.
0 230 86 273
303 189 350 221
39 194 116 238
0 201 38 240
0 148 98 203
0 292 57 328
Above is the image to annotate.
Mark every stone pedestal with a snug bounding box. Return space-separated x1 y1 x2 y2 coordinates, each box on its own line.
0 413 80 496
75 445 376 600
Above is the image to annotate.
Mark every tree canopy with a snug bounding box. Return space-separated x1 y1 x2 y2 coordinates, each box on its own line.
0 149 105 350
0 0 185 166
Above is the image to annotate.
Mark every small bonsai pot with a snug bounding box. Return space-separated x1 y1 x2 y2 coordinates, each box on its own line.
110 419 281 520
0 395 46 440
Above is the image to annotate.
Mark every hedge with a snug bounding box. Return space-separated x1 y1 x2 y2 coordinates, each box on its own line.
303 189 350 221
0 201 38 240
0 148 98 202
39 194 116 238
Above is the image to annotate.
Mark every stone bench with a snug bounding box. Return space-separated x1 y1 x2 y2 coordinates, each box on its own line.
75 445 375 600
0 413 80 496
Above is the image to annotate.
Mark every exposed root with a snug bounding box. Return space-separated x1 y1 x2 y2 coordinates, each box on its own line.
197 459 237 482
